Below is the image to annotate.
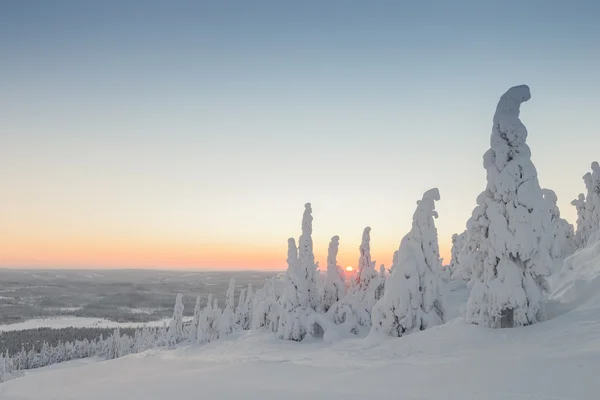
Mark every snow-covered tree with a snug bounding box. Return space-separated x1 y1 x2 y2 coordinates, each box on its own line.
278 204 322 341
235 288 247 329
571 162 600 249
278 238 311 340
371 188 445 336
220 278 237 336
322 235 346 312
327 227 383 335
243 283 253 330
541 188 575 263
571 193 587 248
354 227 377 293
198 293 221 343
252 277 283 332
449 231 469 281
298 203 320 310
0 352 6 383
188 295 202 341
462 85 551 328
167 293 184 346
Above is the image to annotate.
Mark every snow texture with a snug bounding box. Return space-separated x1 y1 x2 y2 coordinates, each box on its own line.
371 188 445 336
463 85 551 328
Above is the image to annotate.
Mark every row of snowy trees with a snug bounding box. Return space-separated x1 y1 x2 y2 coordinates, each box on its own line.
0 324 167 382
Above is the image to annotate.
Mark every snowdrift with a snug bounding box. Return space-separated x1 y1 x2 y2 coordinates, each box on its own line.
547 231 600 320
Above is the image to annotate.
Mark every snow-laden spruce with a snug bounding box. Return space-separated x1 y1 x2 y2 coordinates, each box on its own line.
449 231 468 281
278 204 321 340
462 85 551 328
354 227 378 294
252 277 283 332
188 295 202 341
238 283 253 330
167 293 184 346
327 227 383 335
571 162 600 249
371 188 445 336
220 278 237 336
541 189 575 264
198 293 220 343
322 235 346 312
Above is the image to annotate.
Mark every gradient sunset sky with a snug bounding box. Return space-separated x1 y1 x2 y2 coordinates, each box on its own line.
2 1 600 270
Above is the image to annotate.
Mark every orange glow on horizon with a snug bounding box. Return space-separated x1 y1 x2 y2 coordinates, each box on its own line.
0 232 452 271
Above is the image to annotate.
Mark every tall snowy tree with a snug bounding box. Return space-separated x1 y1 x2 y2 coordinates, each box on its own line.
278 204 320 340
354 227 377 292
322 235 346 312
462 85 551 328
371 188 445 336
167 293 184 346
278 238 310 340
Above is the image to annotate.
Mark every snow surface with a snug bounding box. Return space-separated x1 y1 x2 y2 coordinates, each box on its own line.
2 253 600 399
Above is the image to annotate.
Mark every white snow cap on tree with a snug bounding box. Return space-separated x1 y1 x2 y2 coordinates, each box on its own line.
371 188 445 337
167 293 184 345
323 235 346 312
541 188 575 262
463 85 551 328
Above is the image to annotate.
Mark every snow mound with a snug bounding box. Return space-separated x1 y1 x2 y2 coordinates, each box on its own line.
547 232 600 320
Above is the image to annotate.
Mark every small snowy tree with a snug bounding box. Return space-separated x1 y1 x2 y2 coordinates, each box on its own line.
327 227 383 335
371 188 445 336
220 278 237 336
541 188 575 263
322 235 346 312
252 278 282 332
167 293 184 346
235 288 247 329
243 283 253 330
449 231 469 281
0 352 6 383
188 295 202 341
197 293 213 343
571 193 587 249
571 162 600 249
462 85 550 328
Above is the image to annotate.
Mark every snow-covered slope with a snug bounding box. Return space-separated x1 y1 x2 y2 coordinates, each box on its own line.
2 299 599 399
3 236 600 399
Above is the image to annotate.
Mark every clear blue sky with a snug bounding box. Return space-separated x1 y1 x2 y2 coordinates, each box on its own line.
2 0 600 269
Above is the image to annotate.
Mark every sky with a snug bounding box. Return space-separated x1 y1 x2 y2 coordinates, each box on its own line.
1 0 600 270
